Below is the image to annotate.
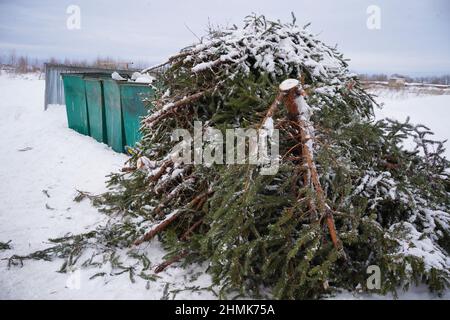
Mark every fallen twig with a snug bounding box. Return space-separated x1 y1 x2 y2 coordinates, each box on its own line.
154 251 188 273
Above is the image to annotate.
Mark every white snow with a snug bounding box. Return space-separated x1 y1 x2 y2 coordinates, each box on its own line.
279 78 299 91
131 72 141 80
390 222 450 271
0 72 449 299
262 117 274 138
131 72 156 84
191 61 215 73
134 75 155 84
111 71 126 81
295 95 315 158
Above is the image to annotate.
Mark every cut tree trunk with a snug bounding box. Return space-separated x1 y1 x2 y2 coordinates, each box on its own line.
279 79 341 250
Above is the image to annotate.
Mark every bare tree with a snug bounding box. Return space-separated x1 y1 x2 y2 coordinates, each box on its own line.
358 73 388 82
31 58 41 72
8 50 17 66
17 55 29 73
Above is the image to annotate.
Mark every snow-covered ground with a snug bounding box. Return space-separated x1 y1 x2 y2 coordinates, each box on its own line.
373 93 450 159
0 73 449 299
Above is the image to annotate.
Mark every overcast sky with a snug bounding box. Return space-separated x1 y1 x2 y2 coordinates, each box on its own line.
0 0 449 75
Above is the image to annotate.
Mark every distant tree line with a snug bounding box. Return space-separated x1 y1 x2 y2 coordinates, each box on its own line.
358 73 450 85
0 50 150 73
0 50 42 73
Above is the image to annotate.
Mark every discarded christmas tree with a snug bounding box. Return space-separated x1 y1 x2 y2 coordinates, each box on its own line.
9 14 450 299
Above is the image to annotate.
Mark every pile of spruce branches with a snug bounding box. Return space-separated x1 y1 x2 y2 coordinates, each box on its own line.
8 14 450 299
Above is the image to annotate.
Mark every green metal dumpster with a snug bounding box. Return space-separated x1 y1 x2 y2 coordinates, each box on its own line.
119 82 154 149
61 73 90 135
62 71 154 153
84 75 108 144
102 79 124 153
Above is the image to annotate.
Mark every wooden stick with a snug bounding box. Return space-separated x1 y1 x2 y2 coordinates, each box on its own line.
281 84 312 191
154 251 188 273
149 160 173 182
145 91 207 127
259 92 283 129
133 189 213 246
134 211 181 246
188 189 214 208
325 212 339 249
180 219 204 241
140 61 170 73
140 47 205 73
